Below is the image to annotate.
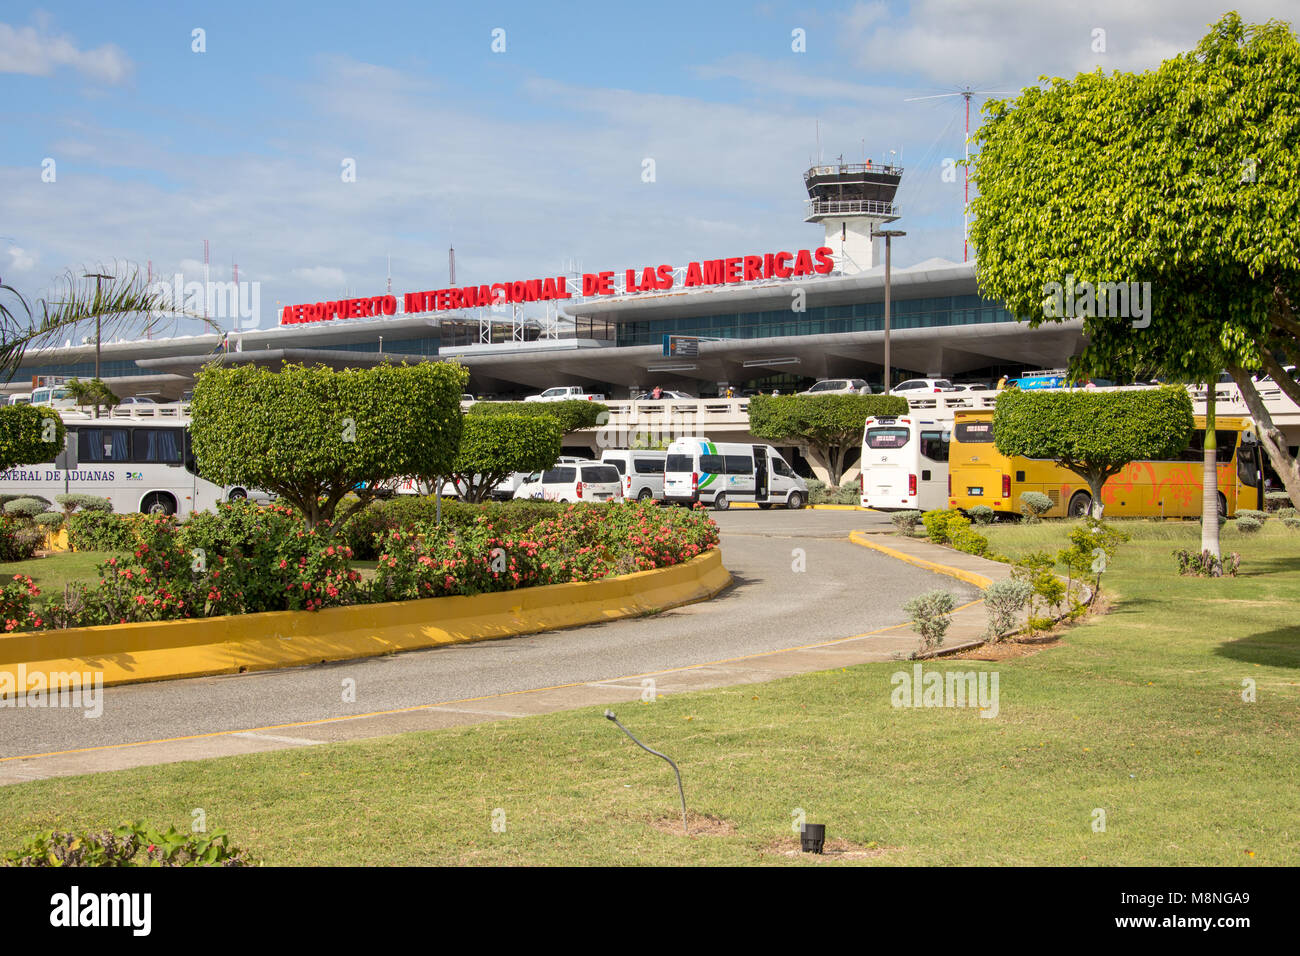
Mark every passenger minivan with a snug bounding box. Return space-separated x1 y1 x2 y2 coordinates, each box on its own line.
600 450 667 501
513 461 624 503
662 437 807 510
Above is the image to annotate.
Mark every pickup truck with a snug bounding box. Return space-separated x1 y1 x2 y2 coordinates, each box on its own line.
522 386 606 403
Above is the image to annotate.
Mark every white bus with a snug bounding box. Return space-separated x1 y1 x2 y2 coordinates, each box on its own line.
0 411 245 517
30 385 78 410
859 414 951 511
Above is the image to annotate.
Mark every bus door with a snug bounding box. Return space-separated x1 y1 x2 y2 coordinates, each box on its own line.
752 445 769 502
1237 431 1264 512
917 425 950 511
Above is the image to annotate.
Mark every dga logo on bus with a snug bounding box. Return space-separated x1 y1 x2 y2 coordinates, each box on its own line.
125 471 143 480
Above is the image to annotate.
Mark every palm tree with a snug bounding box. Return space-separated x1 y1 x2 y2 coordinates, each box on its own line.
0 262 213 381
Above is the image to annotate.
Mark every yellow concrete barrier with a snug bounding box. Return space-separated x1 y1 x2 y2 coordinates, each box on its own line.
848 531 995 589
0 550 731 689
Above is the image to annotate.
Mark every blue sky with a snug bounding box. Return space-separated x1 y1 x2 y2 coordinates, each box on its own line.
3 0 1295 333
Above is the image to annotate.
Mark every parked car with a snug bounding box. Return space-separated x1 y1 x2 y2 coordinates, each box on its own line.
523 386 607 402
799 378 872 395
633 389 694 400
513 461 623 502
949 383 991 392
600 449 668 501
118 396 158 405
893 378 957 393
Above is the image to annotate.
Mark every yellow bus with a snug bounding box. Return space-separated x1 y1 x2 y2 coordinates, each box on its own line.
947 409 1265 519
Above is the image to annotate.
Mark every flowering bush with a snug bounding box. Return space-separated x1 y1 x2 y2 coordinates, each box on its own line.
0 574 42 632
10 499 719 631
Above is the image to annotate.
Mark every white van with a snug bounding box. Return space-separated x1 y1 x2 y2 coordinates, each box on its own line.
859 414 951 511
513 460 623 503
600 449 667 501
31 386 78 409
663 437 807 510
7 392 32 406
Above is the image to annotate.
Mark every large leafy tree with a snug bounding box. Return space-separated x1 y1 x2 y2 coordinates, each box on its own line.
971 13 1300 554
748 393 908 485
466 399 608 433
190 362 467 527
449 415 562 503
992 387 1194 518
0 405 66 472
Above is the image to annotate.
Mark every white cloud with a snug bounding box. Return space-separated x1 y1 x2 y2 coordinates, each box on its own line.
0 21 133 85
5 246 35 272
292 266 348 289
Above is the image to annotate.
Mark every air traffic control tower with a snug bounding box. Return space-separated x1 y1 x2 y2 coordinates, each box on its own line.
803 160 902 275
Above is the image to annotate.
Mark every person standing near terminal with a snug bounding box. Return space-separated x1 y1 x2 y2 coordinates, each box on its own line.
651 385 662 400
996 374 1009 391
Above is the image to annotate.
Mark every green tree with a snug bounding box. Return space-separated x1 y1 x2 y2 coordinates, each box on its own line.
189 362 467 528
991 387 1194 519
970 13 1300 554
66 377 119 416
448 415 562 503
0 405 66 471
466 399 608 433
748 393 908 485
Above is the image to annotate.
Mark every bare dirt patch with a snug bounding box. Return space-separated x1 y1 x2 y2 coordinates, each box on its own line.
647 811 737 837
948 638 1063 661
762 837 897 861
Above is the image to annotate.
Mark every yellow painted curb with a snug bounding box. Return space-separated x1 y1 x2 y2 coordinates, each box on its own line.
729 503 864 511
0 550 732 689
848 530 994 589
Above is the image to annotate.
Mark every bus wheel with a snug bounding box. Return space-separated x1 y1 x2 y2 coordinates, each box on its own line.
787 491 806 510
713 494 730 512
228 488 247 501
1067 491 1091 518
142 493 177 516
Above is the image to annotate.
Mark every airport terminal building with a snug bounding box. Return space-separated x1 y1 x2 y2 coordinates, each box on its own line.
5 162 1084 401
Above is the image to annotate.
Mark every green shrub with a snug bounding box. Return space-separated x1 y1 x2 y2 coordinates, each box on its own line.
2 497 50 518
54 493 113 514
902 589 956 651
1283 516 1300 530
1277 507 1297 520
922 508 969 544
0 515 43 561
806 479 828 504
831 484 859 505
341 497 569 560
67 511 148 552
33 513 64 530
1019 491 1053 523
1010 551 1067 627
1265 490 1292 511
1235 509 1268 523
967 505 995 525
983 578 1033 642
1235 516 1263 533
950 526 990 556
1173 548 1240 577
3 822 250 867
889 510 923 535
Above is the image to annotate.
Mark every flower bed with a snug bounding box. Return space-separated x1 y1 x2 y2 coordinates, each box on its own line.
8 499 719 632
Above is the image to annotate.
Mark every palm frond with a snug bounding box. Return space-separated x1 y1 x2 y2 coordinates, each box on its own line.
0 261 216 381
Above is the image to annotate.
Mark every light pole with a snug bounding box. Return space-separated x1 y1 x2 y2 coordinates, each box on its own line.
871 230 905 394
83 272 114 418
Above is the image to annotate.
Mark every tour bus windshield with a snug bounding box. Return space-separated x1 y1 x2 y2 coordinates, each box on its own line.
955 421 995 443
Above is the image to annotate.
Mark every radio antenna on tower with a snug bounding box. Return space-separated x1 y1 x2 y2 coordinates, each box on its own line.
386 254 392 294
449 245 456 287
202 238 210 321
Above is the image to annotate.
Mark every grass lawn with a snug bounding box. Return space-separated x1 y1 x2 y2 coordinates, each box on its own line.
0 521 1296 865
0 551 120 601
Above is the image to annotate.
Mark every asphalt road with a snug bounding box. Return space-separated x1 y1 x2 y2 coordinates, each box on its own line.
0 509 976 760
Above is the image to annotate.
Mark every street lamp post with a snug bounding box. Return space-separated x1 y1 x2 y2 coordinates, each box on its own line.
83 272 114 418
870 231 906 395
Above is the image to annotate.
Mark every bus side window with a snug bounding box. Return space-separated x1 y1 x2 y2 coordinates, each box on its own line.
920 430 950 462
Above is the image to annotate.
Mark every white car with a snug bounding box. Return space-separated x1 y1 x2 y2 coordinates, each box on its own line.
634 390 694 400
799 378 872 395
949 383 991 392
512 461 623 503
893 378 957 394
523 386 607 403
118 396 158 405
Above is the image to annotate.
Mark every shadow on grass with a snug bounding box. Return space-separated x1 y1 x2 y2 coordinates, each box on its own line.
1236 554 1300 578
1214 626 1300 669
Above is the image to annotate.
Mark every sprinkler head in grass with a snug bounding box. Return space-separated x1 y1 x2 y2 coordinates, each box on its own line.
800 823 826 854
604 709 689 836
